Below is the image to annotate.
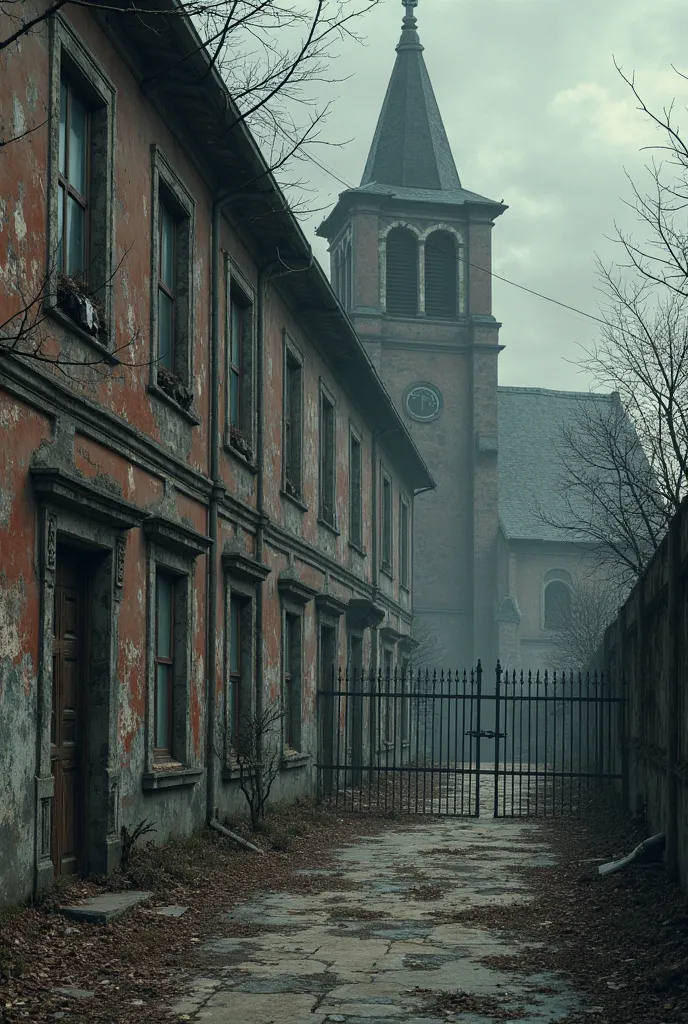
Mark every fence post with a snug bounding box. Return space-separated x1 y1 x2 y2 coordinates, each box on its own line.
617 603 629 814
494 660 502 818
666 516 680 882
474 661 482 818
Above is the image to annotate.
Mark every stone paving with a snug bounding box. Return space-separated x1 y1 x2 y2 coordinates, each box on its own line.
172 818 581 1023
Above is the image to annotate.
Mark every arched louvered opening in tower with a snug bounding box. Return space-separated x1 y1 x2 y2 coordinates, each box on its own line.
425 230 458 319
386 228 419 316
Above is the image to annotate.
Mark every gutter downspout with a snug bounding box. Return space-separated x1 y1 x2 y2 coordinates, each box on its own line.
206 193 228 823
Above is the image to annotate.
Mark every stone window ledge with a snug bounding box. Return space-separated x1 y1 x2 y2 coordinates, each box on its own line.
348 541 367 558
46 304 119 365
142 765 204 790
147 382 201 425
317 516 340 537
224 440 258 474
281 751 310 770
281 488 308 513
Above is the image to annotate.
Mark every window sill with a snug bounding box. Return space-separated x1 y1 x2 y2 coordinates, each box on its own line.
281 488 307 513
281 750 310 770
318 516 340 537
142 765 204 790
46 305 119 365
222 759 245 782
399 582 410 594
224 441 258 474
380 562 394 580
349 541 367 558
148 382 201 425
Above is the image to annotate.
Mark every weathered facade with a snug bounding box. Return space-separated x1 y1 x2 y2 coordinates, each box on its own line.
0 3 433 906
496 387 624 670
318 3 506 668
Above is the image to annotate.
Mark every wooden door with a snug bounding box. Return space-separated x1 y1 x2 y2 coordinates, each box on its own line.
51 548 86 876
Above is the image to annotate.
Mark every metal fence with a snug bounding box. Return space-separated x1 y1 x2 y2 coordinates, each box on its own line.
317 662 623 818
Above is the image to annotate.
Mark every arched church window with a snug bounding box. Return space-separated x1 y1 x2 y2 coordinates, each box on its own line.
386 227 418 316
425 230 457 319
543 578 572 630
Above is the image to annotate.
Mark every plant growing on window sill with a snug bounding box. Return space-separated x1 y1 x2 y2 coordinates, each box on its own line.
229 424 254 463
56 274 106 341
284 477 301 501
157 365 194 412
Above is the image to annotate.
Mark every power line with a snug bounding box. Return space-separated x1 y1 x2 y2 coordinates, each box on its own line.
302 151 616 335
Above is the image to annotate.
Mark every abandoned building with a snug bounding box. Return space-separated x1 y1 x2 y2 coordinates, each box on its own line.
318 2 628 671
0 2 433 906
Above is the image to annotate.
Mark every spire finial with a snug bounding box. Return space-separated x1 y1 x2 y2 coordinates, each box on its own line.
403 0 419 26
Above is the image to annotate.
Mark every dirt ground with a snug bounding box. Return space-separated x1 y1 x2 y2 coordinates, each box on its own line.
0 796 686 1023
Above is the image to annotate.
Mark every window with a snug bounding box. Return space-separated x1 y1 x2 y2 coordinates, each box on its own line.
320 390 336 525
381 473 393 572
154 572 175 759
283 613 302 750
229 596 242 749
229 296 244 430
284 348 303 496
399 498 410 589
58 76 89 280
386 227 418 317
157 200 176 371
349 432 363 548
225 266 255 454
544 581 572 631
150 147 195 397
50 23 116 343
425 230 457 319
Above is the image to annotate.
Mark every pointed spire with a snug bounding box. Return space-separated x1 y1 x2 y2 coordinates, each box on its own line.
360 0 462 192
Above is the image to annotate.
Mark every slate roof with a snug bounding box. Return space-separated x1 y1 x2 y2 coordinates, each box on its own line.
345 180 503 209
498 387 618 543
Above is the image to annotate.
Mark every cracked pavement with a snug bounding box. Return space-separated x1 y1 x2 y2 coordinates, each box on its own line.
171 818 581 1023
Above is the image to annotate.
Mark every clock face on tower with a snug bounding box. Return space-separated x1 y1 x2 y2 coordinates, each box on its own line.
403 382 443 423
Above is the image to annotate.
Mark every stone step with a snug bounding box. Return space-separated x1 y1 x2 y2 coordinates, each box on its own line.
59 890 152 924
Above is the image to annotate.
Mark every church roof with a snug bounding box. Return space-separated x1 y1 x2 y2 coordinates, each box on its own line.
359 3 499 205
497 387 618 544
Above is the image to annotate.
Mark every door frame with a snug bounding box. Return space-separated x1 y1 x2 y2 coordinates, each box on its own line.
32 467 148 894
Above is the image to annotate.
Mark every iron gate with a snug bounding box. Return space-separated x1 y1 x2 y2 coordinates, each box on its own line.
317 661 624 817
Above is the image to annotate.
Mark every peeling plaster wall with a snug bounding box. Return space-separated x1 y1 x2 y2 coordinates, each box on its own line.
0 2 422 903
0 394 52 905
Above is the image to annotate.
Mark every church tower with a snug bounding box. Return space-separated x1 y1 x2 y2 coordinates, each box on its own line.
318 0 506 668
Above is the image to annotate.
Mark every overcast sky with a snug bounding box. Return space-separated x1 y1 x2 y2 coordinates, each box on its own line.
296 0 688 393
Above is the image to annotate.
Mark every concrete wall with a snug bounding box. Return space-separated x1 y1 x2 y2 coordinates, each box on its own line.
593 499 688 892
0 3 421 905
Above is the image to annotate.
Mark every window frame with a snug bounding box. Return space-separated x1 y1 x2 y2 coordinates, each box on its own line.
399 495 410 589
283 333 304 500
224 258 256 460
380 467 393 576
283 610 303 752
153 569 175 760
145 552 194 774
384 226 419 317
223 570 261 771
349 427 364 552
48 16 116 346
543 578 573 631
149 146 195 401
319 382 337 529
57 75 91 281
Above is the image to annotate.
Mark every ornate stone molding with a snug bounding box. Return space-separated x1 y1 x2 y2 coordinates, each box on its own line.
144 515 211 558
31 466 148 530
